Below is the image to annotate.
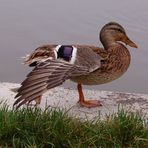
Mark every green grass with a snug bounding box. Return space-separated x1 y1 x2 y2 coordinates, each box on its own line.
0 103 147 148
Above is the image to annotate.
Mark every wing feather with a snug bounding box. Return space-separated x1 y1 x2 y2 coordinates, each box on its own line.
14 59 92 108
20 77 49 89
15 90 46 108
16 82 47 97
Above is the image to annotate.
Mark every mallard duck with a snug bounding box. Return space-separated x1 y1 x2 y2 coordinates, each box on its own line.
14 22 138 109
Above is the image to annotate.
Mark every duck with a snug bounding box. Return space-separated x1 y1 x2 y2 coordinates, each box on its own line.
14 22 138 109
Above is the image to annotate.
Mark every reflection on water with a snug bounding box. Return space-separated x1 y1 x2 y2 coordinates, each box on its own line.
0 0 148 93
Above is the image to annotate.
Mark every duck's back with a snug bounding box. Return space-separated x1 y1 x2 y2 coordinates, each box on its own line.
24 44 102 67
24 43 131 85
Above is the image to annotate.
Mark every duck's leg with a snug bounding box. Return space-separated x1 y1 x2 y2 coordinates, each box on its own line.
35 96 42 105
77 83 102 108
27 96 42 107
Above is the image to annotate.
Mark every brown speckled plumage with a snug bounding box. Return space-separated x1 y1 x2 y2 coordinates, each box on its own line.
71 44 131 85
14 22 138 108
25 45 57 66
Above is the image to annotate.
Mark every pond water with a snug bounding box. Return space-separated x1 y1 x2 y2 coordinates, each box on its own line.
0 0 148 94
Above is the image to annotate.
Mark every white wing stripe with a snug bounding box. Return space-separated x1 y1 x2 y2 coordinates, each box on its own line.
70 46 77 64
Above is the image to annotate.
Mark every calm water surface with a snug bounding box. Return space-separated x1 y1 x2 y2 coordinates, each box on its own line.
0 0 148 93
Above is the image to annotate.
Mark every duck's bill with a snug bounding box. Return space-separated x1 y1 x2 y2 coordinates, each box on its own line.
125 36 138 48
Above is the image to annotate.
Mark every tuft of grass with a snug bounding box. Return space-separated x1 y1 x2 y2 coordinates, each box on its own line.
0 103 147 147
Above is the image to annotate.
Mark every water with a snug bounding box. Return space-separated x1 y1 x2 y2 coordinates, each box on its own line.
0 0 148 94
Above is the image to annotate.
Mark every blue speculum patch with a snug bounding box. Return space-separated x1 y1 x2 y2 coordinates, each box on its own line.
57 45 73 61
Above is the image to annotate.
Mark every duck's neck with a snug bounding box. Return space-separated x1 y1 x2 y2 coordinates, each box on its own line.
100 32 117 50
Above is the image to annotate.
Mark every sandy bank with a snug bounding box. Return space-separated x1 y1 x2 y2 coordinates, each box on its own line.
0 82 148 120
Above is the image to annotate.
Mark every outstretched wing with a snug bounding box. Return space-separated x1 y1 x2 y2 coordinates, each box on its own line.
14 59 96 109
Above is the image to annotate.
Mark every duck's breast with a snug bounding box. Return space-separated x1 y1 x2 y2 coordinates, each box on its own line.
71 44 131 85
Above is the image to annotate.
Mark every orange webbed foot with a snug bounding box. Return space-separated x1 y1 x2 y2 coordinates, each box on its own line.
77 84 103 108
78 99 102 108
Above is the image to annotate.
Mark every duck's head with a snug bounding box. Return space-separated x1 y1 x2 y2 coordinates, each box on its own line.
100 22 138 49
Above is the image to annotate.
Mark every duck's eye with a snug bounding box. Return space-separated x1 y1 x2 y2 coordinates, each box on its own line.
116 28 123 33
112 28 123 33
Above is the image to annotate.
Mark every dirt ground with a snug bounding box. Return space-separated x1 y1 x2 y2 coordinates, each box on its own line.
0 82 148 120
